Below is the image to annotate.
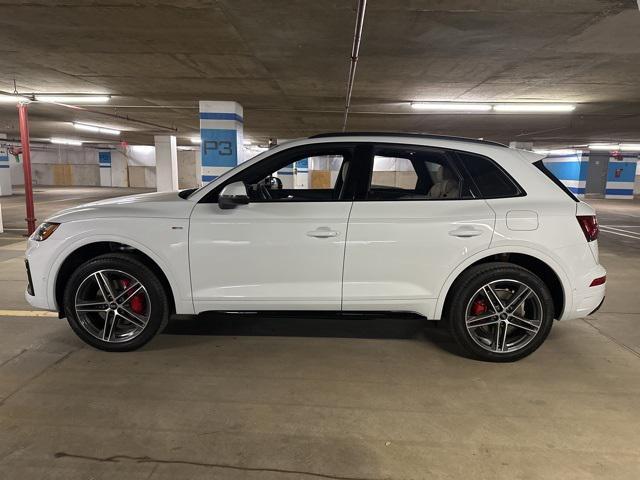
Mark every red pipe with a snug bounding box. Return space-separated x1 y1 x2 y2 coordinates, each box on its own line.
17 103 36 235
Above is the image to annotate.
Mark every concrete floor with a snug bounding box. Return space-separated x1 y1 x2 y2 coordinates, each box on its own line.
0 187 639 479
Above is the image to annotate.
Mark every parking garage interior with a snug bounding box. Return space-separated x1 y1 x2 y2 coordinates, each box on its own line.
1 1 640 479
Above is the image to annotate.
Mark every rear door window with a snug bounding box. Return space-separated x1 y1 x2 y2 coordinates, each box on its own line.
366 146 472 201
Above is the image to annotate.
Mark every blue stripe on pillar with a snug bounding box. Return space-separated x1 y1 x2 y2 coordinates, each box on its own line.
605 188 634 195
199 112 244 123
544 161 587 181
607 161 637 182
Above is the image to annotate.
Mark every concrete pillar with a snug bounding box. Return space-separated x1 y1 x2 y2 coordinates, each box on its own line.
294 158 309 188
98 151 112 187
177 149 199 189
110 151 129 187
198 101 243 185
277 164 294 188
509 141 533 151
0 148 11 196
154 135 178 192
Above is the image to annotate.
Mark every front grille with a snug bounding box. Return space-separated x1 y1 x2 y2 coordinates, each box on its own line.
25 259 34 296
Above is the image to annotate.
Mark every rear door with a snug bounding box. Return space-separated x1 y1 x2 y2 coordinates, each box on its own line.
342 144 496 318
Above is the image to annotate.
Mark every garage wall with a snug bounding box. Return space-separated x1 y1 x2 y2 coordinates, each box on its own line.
119 146 156 188
9 145 101 186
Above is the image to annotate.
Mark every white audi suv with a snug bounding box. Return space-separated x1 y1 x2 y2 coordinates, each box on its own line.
24 133 606 361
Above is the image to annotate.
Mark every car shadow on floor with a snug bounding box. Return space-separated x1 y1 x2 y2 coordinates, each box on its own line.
163 312 466 356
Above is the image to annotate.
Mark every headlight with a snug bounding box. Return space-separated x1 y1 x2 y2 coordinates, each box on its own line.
31 222 60 241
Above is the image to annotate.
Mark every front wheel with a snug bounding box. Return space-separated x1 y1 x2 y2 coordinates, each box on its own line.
63 253 169 351
447 262 554 362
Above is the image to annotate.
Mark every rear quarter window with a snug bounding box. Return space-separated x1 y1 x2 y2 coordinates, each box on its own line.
533 159 579 202
457 152 523 198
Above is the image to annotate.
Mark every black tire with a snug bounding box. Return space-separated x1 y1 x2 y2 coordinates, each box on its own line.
446 262 554 362
63 253 169 352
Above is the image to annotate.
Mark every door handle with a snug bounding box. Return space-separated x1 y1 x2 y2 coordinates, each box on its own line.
449 227 483 238
307 227 339 238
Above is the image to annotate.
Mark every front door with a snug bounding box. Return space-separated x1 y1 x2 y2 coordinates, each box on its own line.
189 144 356 313
342 144 496 318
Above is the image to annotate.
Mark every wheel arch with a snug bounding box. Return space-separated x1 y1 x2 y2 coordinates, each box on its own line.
54 240 177 317
436 247 571 321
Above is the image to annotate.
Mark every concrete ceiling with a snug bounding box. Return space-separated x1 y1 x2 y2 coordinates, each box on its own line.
0 0 639 147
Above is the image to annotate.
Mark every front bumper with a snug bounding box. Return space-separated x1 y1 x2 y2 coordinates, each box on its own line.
24 238 57 311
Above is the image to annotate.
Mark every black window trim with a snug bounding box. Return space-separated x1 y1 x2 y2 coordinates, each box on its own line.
198 141 527 204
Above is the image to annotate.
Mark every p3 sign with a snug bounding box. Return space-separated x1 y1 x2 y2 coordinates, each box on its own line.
201 129 238 168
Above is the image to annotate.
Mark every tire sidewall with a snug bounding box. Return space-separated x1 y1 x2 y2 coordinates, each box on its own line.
449 263 555 362
63 254 168 352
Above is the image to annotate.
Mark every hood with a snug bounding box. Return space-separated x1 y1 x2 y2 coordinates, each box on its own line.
47 190 196 223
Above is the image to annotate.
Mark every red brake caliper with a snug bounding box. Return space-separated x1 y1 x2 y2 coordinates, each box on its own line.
471 299 488 316
120 278 146 315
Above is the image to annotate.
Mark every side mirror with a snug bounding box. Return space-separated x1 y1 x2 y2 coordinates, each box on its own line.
218 181 250 209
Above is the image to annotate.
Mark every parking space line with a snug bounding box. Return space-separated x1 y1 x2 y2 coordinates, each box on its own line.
599 227 640 240
600 225 640 229
600 225 640 235
0 310 58 317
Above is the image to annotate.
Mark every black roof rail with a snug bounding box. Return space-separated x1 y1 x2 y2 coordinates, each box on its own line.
309 131 507 148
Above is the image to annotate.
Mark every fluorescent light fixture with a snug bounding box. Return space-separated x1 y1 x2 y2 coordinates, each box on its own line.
589 144 619 151
549 149 579 155
411 102 492 111
535 148 579 155
190 136 201 144
73 122 120 135
0 93 30 103
619 143 640 151
36 95 111 103
493 103 575 113
50 137 82 146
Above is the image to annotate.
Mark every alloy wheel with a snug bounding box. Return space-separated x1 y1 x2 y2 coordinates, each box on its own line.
74 269 151 343
464 279 544 354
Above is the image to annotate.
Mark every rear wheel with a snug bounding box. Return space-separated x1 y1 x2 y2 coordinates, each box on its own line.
447 262 554 362
63 254 169 351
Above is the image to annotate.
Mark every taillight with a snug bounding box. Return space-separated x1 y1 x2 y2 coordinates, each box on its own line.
590 275 606 287
577 215 599 242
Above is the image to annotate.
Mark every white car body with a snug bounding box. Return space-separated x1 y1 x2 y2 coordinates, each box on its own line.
25 134 606 325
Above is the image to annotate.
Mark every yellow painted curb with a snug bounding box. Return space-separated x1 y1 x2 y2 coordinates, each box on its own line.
0 310 58 317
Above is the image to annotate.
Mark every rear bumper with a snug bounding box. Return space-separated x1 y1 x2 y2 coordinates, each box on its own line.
562 263 606 320
588 296 605 316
